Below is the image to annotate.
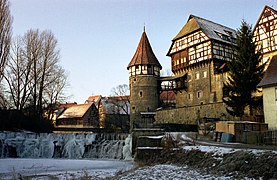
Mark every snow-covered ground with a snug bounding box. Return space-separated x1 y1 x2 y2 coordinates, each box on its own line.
0 144 276 179
0 158 133 179
0 158 235 180
117 164 233 180
183 144 277 156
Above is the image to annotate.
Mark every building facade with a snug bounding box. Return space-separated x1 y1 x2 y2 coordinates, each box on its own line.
253 6 277 64
127 31 162 130
86 95 130 132
254 6 277 130
130 6 277 129
258 55 277 130
156 15 237 124
56 103 99 128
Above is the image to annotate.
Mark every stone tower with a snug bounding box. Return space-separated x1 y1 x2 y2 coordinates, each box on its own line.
127 31 162 130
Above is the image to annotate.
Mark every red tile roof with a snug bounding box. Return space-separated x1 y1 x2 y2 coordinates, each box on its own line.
87 95 101 103
160 91 176 101
127 31 162 69
105 95 130 101
59 102 77 109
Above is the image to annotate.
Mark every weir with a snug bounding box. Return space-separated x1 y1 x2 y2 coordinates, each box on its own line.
0 132 131 160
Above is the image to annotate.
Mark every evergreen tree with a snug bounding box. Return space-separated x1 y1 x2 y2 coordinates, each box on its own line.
223 21 266 118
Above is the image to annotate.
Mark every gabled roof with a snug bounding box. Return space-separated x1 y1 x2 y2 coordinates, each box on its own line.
127 31 162 69
59 102 77 109
86 95 102 105
173 15 236 43
258 55 277 88
57 104 92 119
105 95 129 101
253 5 277 32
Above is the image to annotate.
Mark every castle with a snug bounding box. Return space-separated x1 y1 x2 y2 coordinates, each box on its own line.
128 6 277 130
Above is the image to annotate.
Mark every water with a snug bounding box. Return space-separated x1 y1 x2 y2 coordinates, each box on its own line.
0 131 132 160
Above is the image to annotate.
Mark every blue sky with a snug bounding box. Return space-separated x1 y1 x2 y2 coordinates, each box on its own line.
9 0 277 103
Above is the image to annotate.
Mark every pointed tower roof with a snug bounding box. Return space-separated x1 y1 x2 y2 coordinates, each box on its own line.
127 31 162 70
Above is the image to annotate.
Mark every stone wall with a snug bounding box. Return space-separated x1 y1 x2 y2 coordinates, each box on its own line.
155 102 234 125
130 75 159 129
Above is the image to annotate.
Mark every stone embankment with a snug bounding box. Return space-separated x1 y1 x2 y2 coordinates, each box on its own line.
138 148 277 179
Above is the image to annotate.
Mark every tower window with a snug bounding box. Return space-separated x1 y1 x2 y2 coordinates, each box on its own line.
188 93 193 100
147 65 153 74
197 91 203 99
202 71 207 78
195 72 200 80
139 91 143 97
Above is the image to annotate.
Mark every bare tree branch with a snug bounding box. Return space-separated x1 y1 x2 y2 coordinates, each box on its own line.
0 0 12 82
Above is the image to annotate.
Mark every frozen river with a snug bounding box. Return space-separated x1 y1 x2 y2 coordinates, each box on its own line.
0 158 134 179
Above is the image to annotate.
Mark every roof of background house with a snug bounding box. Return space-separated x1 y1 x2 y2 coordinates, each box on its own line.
127 31 162 69
105 96 130 101
86 95 102 104
160 91 176 101
173 15 236 43
258 55 277 88
57 104 92 119
59 102 77 109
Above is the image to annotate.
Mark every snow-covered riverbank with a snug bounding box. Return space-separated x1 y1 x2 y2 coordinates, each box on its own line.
1 145 276 179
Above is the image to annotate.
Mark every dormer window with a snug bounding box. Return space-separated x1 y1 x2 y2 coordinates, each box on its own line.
224 30 233 36
215 31 231 42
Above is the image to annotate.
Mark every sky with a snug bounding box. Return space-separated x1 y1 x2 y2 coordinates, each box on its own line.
9 0 277 103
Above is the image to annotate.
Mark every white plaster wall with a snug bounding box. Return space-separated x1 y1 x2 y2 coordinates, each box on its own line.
263 86 277 130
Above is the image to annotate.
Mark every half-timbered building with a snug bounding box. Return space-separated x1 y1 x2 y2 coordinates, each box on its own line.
156 15 237 124
255 6 277 129
253 6 277 64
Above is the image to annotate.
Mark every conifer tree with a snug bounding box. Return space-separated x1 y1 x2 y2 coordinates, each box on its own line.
223 21 266 118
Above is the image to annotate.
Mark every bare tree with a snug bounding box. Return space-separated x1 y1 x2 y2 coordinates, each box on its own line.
0 0 12 82
109 84 130 132
4 36 33 110
4 29 68 118
44 66 68 121
110 84 130 115
36 30 60 117
0 84 9 108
